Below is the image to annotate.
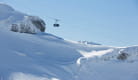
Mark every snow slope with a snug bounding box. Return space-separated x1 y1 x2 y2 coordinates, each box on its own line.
0 3 45 33
0 3 138 80
0 3 25 24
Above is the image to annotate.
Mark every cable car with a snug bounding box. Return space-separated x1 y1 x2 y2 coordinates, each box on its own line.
53 19 60 27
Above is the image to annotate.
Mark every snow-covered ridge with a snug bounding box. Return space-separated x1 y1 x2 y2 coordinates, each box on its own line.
0 3 138 80
78 41 101 45
0 3 25 23
0 3 14 20
78 46 138 64
0 3 46 33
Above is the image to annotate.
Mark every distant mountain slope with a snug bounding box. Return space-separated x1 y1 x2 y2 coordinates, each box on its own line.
78 41 101 45
0 3 138 80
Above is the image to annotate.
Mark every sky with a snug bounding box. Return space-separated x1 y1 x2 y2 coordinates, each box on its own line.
1 0 138 46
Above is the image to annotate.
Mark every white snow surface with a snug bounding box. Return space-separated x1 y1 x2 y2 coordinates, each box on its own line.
0 3 138 80
0 3 25 24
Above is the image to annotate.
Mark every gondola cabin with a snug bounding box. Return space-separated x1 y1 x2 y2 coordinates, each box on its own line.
53 19 60 27
53 23 60 27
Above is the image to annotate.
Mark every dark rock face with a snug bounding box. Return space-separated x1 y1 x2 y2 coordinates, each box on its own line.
31 19 46 32
117 52 129 60
10 16 46 34
27 16 46 32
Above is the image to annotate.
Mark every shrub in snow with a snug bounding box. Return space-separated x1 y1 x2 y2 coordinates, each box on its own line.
11 24 19 32
19 23 36 34
11 23 36 34
19 23 26 33
117 52 129 60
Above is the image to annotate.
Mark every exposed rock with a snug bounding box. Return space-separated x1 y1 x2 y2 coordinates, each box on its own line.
117 52 129 60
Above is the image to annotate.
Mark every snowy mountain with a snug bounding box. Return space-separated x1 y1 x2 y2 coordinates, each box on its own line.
78 41 101 45
0 3 45 34
0 3 138 80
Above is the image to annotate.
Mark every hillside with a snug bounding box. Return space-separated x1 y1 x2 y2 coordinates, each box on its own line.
0 3 138 80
